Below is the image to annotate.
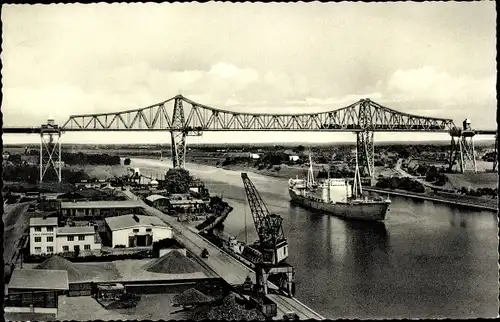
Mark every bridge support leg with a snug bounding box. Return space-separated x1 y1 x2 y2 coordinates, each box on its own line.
493 134 498 173
40 130 62 183
356 131 375 185
171 97 187 169
448 133 476 173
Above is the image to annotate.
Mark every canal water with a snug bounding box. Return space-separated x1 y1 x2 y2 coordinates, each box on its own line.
131 158 498 319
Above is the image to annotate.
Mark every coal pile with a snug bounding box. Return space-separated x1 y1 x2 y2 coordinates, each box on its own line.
35 255 84 282
194 292 265 321
142 250 199 274
174 288 213 306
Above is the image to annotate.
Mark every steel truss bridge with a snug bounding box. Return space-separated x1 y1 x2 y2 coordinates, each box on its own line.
3 95 497 183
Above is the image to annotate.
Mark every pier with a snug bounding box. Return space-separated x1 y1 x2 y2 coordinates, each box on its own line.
364 187 498 212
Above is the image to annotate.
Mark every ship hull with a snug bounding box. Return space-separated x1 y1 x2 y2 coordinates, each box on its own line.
289 189 389 221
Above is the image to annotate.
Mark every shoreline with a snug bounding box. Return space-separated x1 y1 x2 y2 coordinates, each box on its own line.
184 157 498 212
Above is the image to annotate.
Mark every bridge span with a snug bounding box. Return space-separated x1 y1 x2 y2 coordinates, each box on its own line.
3 95 497 182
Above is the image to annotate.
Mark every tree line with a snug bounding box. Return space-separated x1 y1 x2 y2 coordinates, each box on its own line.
376 177 426 193
61 152 121 165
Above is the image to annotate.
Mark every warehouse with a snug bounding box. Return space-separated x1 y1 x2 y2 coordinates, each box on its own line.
60 200 144 218
168 199 207 214
5 269 69 320
104 214 173 248
56 226 101 255
145 194 169 208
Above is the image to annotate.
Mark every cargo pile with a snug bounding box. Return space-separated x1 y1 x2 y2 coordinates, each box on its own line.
193 292 265 321
142 250 199 274
174 288 212 306
35 255 85 281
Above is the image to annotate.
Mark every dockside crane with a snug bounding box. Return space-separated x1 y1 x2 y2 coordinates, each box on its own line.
241 173 295 297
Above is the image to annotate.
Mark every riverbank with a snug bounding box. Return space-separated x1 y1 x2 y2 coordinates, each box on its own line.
186 157 308 180
186 157 498 212
364 187 498 212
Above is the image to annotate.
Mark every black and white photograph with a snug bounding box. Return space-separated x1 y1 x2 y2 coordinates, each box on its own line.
1 2 498 321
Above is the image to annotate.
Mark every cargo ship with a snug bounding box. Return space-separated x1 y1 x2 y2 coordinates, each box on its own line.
288 152 391 221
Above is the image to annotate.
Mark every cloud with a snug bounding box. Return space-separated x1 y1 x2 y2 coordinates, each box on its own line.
386 66 496 106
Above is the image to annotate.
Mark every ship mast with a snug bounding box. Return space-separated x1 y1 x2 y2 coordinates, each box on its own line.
353 146 363 198
307 151 316 189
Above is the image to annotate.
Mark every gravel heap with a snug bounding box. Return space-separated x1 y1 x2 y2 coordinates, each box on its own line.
174 288 212 306
142 250 199 274
35 255 84 282
200 292 266 321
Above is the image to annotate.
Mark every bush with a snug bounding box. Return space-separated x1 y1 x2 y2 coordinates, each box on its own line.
124 158 131 165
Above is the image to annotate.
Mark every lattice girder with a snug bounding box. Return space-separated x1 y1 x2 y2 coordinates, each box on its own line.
62 96 457 132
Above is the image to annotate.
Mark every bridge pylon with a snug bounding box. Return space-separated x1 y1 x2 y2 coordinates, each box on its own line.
493 134 498 173
448 119 476 173
170 97 187 169
356 130 375 185
40 120 62 183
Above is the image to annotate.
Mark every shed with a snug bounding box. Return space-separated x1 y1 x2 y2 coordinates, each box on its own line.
8 269 69 294
145 194 169 208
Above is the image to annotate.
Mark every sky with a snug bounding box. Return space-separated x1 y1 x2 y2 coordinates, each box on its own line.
1 2 497 145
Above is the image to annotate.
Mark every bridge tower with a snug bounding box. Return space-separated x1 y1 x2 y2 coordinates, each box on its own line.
170 96 187 169
356 99 375 185
493 133 498 173
39 118 62 183
448 119 476 173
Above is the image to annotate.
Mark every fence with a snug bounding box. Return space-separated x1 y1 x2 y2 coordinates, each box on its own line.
66 277 227 297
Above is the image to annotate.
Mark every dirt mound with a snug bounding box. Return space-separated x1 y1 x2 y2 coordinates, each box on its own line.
174 288 212 306
143 250 199 274
36 255 84 281
206 292 265 321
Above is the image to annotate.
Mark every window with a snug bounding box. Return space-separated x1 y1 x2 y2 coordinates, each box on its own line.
146 228 152 232
67 236 74 241
34 237 41 243
78 235 85 241
47 246 53 253
63 246 69 252
35 247 41 253
47 227 54 232
84 245 91 250
35 227 42 232
46 236 53 242
133 229 139 233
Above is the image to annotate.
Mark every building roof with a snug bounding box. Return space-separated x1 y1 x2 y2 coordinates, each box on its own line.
169 199 205 205
105 214 169 231
146 194 168 202
57 226 95 235
30 217 58 227
8 269 69 291
57 191 86 200
60 200 143 209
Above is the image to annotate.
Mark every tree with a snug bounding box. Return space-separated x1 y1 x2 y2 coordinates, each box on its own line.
164 168 191 194
124 158 131 166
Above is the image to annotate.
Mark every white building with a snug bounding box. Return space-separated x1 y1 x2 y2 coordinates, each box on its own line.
251 153 260 159
104 214 173 248
29 217 101 256
289 155 300 162
29 217 58 255
56 226 101 255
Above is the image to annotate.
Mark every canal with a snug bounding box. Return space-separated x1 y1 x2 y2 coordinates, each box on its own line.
131 158 498 319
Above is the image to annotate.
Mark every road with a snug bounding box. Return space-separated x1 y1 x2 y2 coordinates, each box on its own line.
121 188 324 320
394 159 445 190
3 202 32 266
